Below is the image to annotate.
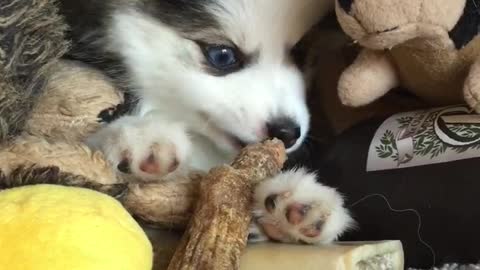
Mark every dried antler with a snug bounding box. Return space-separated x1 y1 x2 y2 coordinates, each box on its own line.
167 139 286 270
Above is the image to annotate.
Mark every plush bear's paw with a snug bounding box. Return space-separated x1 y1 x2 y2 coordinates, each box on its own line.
338 50 398 107
250 169 354 244
86 115 191 182
464 60 480 113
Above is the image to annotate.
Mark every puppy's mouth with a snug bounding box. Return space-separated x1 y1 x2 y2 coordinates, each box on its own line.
224 131 249 149
198 112 258 151
204 120 252 151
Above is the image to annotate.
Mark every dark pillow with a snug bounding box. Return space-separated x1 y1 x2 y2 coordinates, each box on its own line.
307 106 480 268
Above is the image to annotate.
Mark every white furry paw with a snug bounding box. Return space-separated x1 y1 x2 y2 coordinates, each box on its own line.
250 169 354 244
86 115 191 181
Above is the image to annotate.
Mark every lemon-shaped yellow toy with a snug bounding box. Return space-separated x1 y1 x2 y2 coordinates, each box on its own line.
0 184 153 270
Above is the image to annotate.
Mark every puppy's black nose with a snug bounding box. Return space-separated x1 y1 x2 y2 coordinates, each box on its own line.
267 118 301 149
338 0 354 13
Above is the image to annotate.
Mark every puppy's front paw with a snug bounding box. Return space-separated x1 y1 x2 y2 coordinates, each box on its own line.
252 169 354 244
86 115 191 181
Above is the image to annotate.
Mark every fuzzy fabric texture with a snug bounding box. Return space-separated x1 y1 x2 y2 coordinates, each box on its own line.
0 0 129 193
0 184 153 270
25 60 125 141
0 0 127 193
0 134 127 203
0 0 69 142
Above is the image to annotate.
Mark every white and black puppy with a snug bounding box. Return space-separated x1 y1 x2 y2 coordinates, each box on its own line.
59 0 353 244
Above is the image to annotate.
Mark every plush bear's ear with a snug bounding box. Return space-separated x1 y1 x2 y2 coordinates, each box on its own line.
449 0 480 49
25 60 125 141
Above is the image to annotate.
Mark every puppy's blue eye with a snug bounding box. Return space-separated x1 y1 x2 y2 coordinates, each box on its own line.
205 46 239 70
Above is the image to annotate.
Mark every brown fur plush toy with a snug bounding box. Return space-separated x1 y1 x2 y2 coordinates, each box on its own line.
0 0 191 224
0 0 119 193
0 0 69 142
0 54 203 227
335 0 480 112
0 59 125 194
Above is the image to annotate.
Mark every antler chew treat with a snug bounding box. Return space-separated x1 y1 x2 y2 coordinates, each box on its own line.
167 139 286 270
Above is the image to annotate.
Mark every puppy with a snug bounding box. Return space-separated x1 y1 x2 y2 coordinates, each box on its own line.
59 0 353 244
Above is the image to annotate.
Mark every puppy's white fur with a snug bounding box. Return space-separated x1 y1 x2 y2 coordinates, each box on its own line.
108 9 308 158
87 0 351 244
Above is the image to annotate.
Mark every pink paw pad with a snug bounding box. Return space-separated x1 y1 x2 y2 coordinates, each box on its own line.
300 221 323 238
286 203 310 225
139 154 161 174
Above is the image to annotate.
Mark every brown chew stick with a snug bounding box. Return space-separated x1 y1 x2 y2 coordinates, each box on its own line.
167 139 286 270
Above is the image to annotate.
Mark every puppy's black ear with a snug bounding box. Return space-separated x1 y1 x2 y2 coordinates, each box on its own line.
290 38 309 70
290 12 340 71
449 0 480 49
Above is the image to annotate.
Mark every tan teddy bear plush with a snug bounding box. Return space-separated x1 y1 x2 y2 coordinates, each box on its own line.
335 0 480 112
0 0 68 142
300 18 426 135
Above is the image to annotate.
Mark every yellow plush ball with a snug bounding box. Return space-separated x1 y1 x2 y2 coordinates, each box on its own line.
0 184 153 270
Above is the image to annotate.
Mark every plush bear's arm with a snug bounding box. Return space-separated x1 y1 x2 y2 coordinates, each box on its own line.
121 171 203 228
338 49 399 107
464 56 480 113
